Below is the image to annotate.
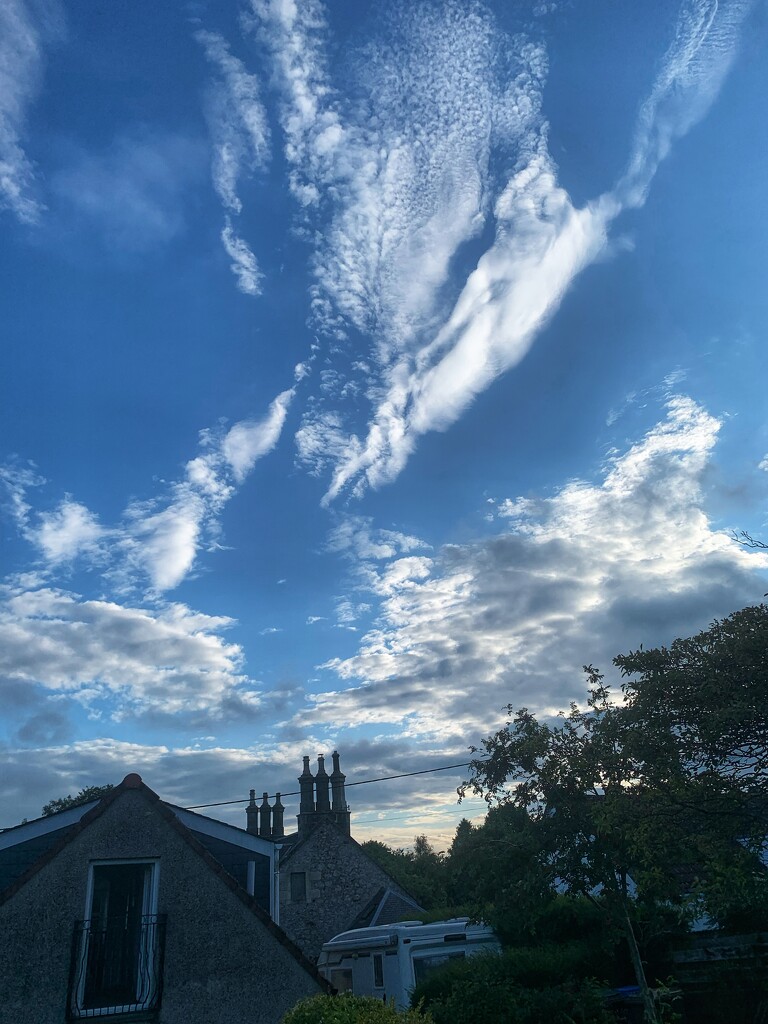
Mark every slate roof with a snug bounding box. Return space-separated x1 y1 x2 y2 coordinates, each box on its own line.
0 800 99 894
349 885 423 929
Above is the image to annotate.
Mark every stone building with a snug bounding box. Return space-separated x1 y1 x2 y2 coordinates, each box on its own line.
246 752 423 962
0 774 326 1024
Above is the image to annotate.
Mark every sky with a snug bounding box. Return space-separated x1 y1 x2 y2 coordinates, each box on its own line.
1 0 767 848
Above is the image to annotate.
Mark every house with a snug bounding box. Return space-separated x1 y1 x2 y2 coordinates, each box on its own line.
244 752 423 962
0 773 327 1024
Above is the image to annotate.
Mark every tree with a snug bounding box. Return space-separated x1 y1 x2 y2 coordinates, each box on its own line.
615 604 768 928
616 604 768 812
361 836 447 909
444 806 555 944
459 606 768 1023
42 784 114 817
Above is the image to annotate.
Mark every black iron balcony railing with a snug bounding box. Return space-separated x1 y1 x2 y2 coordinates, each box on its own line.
67 913 166 1019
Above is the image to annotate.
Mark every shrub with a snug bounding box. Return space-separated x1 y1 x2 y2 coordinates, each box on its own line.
412 949 613 1024
281 993 432 1024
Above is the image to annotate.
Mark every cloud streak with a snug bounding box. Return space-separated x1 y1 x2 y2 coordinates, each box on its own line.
197 29 270 214
221 219 262 295
5 388 294 594
197 28 270 294
0 0 61 223
250 0 751 500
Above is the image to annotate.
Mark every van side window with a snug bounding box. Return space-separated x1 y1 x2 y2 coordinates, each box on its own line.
413 950 465 986
373 953 384 989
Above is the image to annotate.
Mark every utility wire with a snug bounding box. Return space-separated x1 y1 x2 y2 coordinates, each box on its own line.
183 759 480 811
2 760 484 831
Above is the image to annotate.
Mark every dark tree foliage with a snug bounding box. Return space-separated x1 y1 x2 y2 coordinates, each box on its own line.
361 835 447 909
616 604 768 808
42 784 114 817
412 947 613 1024
459 606 768 1023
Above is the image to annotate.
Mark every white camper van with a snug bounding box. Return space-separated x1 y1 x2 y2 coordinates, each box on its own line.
317 918 499 1010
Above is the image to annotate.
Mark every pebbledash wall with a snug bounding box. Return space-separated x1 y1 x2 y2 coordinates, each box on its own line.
0 780 323 1024
277 819 419 961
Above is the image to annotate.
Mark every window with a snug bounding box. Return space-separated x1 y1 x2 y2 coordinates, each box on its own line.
290 871 307 902
412 951 465 987
330 969 353 993
69 860 164 1019
373 953 384 989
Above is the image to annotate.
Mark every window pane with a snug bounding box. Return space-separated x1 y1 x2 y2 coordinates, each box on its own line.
290 871 307 902
373 954 384 988
85 864 150 1008
413 951 465 987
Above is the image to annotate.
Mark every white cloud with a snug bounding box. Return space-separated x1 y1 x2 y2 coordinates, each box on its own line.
0 586 249 714
326 515 427 562
196 29 270 214
221 218 262 295
295 411 359 477
246 0 339 208
250 0 751 501
315 399 768 738
0 0 61 223
0 462 43 529
33 498 106 564
196 29 269 296
222 388 294 482
52 131 205 250
615 0 753 209
4 389 293 594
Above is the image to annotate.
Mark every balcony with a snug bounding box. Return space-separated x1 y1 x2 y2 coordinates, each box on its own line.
67 914 166 1019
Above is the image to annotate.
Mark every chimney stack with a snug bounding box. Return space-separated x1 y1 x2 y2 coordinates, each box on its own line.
272 793 285 838
331 750 351 835
258 792 272 838
315 754 331 813
297 755 316 836
246 789 259 836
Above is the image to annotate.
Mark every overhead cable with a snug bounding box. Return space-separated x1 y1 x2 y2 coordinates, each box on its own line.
183 759 480 811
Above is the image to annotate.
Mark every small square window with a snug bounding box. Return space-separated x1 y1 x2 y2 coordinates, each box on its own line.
290 871 307 902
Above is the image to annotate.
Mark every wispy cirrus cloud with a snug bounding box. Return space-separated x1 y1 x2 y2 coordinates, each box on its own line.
615 0 752 209
52 130 206 250
221 218 262 295
313 398 768 738
0 0 62 224
2 388 295 593
196 29 270 213
251 0 752 501
197 28 270 294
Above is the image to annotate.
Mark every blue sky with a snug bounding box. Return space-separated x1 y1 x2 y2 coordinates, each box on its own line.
1 0 767 846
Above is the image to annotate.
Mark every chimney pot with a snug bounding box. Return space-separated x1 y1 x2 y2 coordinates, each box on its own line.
245 788 259 835
315 754 331 812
